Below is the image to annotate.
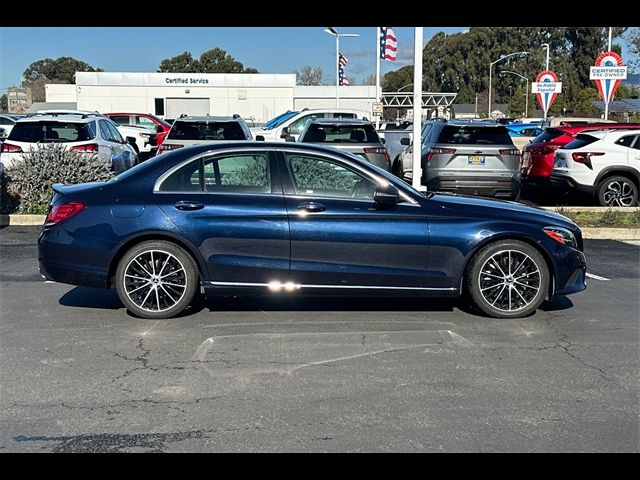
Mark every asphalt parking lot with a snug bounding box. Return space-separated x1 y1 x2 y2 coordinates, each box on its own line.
0 226 638 452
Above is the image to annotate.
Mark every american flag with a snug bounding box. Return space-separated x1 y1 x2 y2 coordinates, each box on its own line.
338 53 349 86
379 27 397 62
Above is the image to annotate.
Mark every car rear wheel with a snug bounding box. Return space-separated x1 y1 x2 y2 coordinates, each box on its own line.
115 240 199 319
466 240 549 318
596 176 638 207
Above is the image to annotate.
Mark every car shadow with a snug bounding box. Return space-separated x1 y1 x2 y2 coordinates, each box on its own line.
539 295 574 312
59 286 460 316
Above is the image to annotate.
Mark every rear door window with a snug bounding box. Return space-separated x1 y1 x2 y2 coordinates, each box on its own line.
615 135 638 148
109 115 131 126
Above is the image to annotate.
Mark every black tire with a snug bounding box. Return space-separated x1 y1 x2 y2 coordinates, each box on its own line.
391 156 403 178
596 175 639 207
466 240 549 319
115 240 199 319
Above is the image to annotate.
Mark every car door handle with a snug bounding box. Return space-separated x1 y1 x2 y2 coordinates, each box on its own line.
174 201 204 211
296 202 326 213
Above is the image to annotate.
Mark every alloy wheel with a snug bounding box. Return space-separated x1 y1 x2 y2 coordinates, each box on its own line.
478 250 541 313
123 249 188 313
602 180 636 207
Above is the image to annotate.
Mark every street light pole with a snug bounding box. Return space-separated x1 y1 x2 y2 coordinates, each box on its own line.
488 51 528 118
541 43 550 71
324 27 360 108
500 70 530 117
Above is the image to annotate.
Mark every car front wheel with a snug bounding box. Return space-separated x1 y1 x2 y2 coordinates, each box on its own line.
115 240 199 319
466 240 549 318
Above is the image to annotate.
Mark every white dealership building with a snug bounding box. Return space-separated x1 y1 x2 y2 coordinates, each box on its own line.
45 72 379 123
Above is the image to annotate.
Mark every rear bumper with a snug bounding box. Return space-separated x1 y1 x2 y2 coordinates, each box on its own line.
423 175 521 198
549 174 595 195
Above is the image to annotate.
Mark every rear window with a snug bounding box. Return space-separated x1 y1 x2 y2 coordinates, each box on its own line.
563 134 599 150
437 125 513 145
168 121 247 141
8 121 95 143
530 128 565 145
301 124 380 143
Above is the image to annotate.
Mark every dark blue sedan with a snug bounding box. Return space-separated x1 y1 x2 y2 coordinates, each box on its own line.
38 142 587 319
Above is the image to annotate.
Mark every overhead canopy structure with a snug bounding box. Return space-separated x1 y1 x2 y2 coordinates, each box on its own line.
381 92 457 108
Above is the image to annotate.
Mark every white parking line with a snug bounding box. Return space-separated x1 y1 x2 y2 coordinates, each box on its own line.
586 272 611 281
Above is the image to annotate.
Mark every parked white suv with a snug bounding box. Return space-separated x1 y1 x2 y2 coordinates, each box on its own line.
0 112 138 173
252 108 370 142
550 129 640 206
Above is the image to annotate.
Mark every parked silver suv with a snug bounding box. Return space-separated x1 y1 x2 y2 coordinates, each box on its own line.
297 118 390 170
398 120 522 200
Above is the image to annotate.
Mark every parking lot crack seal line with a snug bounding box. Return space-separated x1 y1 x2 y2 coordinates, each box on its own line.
542 316 632 390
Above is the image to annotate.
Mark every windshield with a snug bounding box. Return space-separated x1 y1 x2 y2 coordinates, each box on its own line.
8 121 95 143
262 111 299 130
530 128 565 145
168 121 247 141
301 124 380 143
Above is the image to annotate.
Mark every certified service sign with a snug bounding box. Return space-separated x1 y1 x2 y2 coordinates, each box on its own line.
590 51 627 104
532 70 562 115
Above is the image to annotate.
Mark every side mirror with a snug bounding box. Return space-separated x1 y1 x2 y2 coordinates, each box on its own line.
125 136 137 146
284 135 296 142
400 137 410 146
156 124 164 133
280 127 290 139
380 138 386 145
374 184 400 205
255 135 265 141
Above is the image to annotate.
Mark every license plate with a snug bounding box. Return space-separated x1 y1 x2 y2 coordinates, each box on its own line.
468 155 485 165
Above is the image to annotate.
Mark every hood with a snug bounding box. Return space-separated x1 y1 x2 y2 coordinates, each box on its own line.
429 192 578 229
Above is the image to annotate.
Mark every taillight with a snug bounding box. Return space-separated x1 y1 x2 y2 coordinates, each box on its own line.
499 149 521 156
45 202 85 226
71 143 99 153
531 145 560 155
571 152 603 170
1 143 23 153
426 147 456 163
363 147 390 162
158 144 183 153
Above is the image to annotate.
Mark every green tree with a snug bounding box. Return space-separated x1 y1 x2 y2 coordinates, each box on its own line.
157 52 198 73
157 48 258 74
382 27 629 116
22 56 102 102
626 28 639 72
0 94 7 113
573 87 600 116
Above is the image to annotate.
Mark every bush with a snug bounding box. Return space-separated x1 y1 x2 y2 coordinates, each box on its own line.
5 143 114 214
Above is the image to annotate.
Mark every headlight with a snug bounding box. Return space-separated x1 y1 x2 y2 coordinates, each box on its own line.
140 133 151 139
542 226 577 248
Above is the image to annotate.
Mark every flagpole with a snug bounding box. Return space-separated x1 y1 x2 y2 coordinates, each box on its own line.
375 27 381 129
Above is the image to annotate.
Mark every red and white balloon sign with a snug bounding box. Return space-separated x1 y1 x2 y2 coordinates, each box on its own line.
532 70 562 115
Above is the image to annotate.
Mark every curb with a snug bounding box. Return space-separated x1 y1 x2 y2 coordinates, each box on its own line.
2 214 639 240
1 214 46 226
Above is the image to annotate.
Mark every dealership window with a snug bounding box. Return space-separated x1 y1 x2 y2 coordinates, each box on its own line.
155 98 165 116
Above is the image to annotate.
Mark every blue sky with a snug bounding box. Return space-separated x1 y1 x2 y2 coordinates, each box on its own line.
0 27 632 91
0 27 468 89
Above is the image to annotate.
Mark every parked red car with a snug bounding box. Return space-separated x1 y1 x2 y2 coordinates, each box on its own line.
104 113 172 147
523 123 640 189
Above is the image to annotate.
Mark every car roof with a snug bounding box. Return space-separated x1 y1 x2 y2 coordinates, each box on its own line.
578 129 640 139
298 108 367 114
444 120 506 128
17 113 99 123
306 118 373 126
174 115 246 123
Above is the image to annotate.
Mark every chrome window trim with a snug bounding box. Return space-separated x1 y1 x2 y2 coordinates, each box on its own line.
153 146 274 193
279 147 419 205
